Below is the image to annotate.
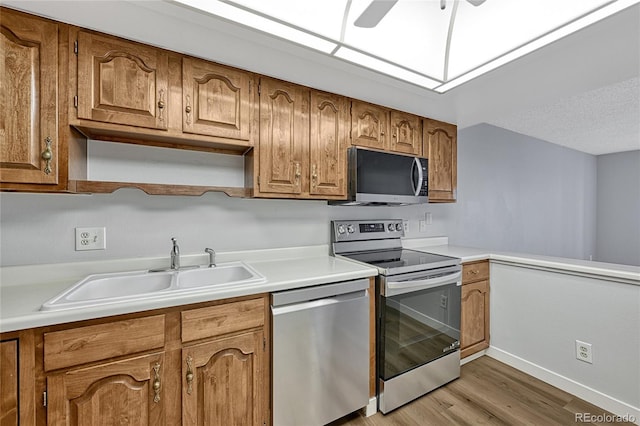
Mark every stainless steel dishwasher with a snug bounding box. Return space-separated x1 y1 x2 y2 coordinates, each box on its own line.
271 278 370 426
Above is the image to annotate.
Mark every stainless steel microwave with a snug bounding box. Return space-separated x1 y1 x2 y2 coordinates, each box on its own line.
332 147 428 206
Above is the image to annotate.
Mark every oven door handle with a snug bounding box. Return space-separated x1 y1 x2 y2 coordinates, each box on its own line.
386 271 461 296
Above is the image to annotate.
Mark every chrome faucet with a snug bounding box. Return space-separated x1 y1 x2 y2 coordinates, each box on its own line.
205 248 216 267
170 237 180 270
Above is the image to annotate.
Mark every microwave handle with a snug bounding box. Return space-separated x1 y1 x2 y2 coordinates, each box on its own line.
412 157 424 196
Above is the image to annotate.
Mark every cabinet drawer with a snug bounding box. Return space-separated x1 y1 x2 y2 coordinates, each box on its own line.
44 315 165 371
181 298 264 343
462 261 489 283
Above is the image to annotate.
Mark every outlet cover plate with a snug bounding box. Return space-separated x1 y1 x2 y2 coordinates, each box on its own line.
576 340 593 364
75 227 106 251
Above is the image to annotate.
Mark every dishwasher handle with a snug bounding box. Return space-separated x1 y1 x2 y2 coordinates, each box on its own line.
272 289 367 316
271 278 370 307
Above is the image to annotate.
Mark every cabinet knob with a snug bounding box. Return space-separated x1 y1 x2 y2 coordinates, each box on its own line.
185 95 193 125
41 137 53 175
157 89 166 122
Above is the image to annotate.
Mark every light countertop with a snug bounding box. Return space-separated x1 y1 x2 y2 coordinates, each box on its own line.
403 239 640 284
0 245 377 333
3 240 638 333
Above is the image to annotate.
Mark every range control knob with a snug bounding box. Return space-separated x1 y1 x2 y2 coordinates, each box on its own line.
347 225 355 234
337 225 346 235
387 223 395 231
395 223 403 231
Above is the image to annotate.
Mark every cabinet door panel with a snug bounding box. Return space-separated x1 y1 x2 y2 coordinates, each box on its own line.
423 119 457 202
390 111 421 155
258 78 308 195
0 10 58 184
0 340 18 425
183 58 254 142
351 101 389 150
461 280 490 357
182 331 264 426
77 31 168 130
309 91 348 197
47 352 165 425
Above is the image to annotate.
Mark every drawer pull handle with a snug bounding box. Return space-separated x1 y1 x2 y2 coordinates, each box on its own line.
152 362 161 403
186 356 194 395
41 137 53 175
311 164 317 186
470 270 479 275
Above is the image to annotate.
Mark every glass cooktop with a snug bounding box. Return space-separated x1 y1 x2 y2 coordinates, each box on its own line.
342 248 459 275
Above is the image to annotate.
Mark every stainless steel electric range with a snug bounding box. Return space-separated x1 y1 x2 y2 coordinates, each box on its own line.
332 219 462 414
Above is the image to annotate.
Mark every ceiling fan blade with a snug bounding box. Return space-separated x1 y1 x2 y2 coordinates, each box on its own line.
354 0 398 28
466 0 487 6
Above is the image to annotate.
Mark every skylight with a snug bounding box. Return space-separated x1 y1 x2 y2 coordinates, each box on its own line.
173 0 639 93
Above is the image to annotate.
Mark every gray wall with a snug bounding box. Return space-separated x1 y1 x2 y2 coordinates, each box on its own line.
433 124 598 260
0 124 600 267
596 150 640 266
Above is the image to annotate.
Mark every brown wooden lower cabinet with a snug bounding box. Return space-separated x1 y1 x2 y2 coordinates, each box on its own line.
47 352 166 425
182 330 264 425
1 339 19 425
0 295 269 426
460 261 490 358
0 331 36 425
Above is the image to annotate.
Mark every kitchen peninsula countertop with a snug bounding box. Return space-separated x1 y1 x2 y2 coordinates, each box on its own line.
403 238 640 285
0 245 377 333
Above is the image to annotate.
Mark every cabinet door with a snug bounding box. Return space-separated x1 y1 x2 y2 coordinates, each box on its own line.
76 31 169 130
461 280 490 358
0 10 58 184
0 340 18 425
309 91 348 197
350 101 389 151
423 119 457 202
182 330 265 426
258 78 308 195
47 352 166 425
182 58 254 142
390 111 421 155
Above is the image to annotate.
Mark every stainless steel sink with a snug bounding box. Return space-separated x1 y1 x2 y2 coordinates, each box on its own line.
40 262 266 311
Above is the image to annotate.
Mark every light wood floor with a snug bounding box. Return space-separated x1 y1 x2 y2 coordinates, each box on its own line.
330 356 634 426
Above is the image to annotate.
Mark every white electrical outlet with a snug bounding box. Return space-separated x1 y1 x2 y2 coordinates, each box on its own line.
440 295 448 309
425 212 433 225
419 220 427 232
403 220 408 232
576 340 593 364
75 227 106 251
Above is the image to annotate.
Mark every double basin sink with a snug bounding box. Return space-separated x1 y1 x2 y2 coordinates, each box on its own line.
40 262 266 311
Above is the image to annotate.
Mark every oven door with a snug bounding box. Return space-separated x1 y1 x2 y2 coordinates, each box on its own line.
379 267 461 382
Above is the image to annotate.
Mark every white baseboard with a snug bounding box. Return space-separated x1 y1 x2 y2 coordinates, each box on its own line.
461 349 487 365
486 346 640 425
361 397 377 417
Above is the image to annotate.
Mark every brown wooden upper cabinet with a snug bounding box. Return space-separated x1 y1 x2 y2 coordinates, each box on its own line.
350 101 390 151
253 77 348 199
423 119 457 202
0 9 59 185
257 78 308 195
182 57 255 142
309 91 349 197
76 30 169 130
390 111 422 156
351 101 422 156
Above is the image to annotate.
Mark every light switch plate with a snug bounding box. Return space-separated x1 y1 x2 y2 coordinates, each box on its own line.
75 227 106 251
